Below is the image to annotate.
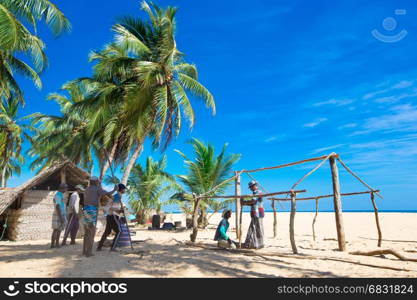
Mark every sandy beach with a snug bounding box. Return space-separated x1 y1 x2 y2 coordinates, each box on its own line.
0 212 416 278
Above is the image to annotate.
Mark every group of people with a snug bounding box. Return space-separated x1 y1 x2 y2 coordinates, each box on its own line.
51 176 129 257
214 180 264 249
51 176 263 256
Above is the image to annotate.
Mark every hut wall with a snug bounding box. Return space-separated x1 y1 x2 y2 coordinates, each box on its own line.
7 190 107 241
7 190 56 241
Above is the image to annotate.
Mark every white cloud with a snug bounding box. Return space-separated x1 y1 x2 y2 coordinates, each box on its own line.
337 134 417 187
264 136 277 143
303 118 328 128
311 144 344 154
264 134 286 143
373 90 417 104
338 123 357 130
313 98 354 107
363 80 415 100
352 104 417 135
363 89 389 100
344 135 417 170
393 80 413 89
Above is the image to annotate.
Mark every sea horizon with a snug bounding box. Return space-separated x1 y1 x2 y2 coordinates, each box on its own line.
163 209 417 214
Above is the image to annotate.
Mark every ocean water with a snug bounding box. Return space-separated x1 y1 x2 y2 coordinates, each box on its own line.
162 209 417 214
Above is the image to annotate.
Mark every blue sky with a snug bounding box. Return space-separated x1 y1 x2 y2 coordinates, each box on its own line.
8 0 417 212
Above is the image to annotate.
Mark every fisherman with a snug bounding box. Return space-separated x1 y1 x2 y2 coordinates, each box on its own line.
241 180 265 249
62 184 84 246
50 183 68 248
82 177 117 257
214 209 236 249
97 183 127 252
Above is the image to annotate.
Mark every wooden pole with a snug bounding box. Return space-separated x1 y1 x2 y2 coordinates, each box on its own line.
329 156 346 251
370 192 382 247
190 194 201 243
312 198 319 242
239 201 243 248
60 168 67 185
289 191 298 254
272 200 277 238
350 249 417 262
234 172 241 240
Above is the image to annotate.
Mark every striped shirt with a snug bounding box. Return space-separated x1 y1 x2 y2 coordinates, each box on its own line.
250 190 264 218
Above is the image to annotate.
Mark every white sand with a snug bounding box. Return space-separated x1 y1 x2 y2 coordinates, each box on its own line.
0 212 416 277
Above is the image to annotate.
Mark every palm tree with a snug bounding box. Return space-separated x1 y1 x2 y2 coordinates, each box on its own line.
174 138 240 228
127 155 179 224
78 1 215 185
29 80 99 171
0 50 42 103
0 0 70 102
0 96 32 186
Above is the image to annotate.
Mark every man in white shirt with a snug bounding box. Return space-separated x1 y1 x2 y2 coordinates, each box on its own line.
97 183 127 251
62 184 84 245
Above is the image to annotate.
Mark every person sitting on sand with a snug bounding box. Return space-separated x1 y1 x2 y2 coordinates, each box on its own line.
62 184 84 246
97 183 127 252
82 177 117 257
51 183 68 248
241 180 264 249
214 209 236 249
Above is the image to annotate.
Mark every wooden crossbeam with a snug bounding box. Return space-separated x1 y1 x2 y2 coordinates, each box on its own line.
196 189 307 200
268 190 380 201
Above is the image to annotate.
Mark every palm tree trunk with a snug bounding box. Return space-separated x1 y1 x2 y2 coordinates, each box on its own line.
1 166 7 188
89 163 94 176
100 143 117 180
198 207 208 229
121 144 143 185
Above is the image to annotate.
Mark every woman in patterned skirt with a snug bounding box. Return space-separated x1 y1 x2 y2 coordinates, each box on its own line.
241 180 265 249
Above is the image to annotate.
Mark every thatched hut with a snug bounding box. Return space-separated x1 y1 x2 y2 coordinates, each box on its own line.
0 161 92 241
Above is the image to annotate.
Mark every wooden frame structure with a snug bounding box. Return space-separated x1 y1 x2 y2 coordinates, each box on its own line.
189 153 382 255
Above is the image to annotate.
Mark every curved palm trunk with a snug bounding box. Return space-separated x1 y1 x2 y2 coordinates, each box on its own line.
1 166 6 188
121 144 143 185
89 163 94 176
197 207 208 229
100 143 117 180
1 134 11 188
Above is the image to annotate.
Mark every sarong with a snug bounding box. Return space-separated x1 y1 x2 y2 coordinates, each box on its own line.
244 217 264 249
83 205 98 226
63 213 79 242
117 221 132 247
52 211 67 230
